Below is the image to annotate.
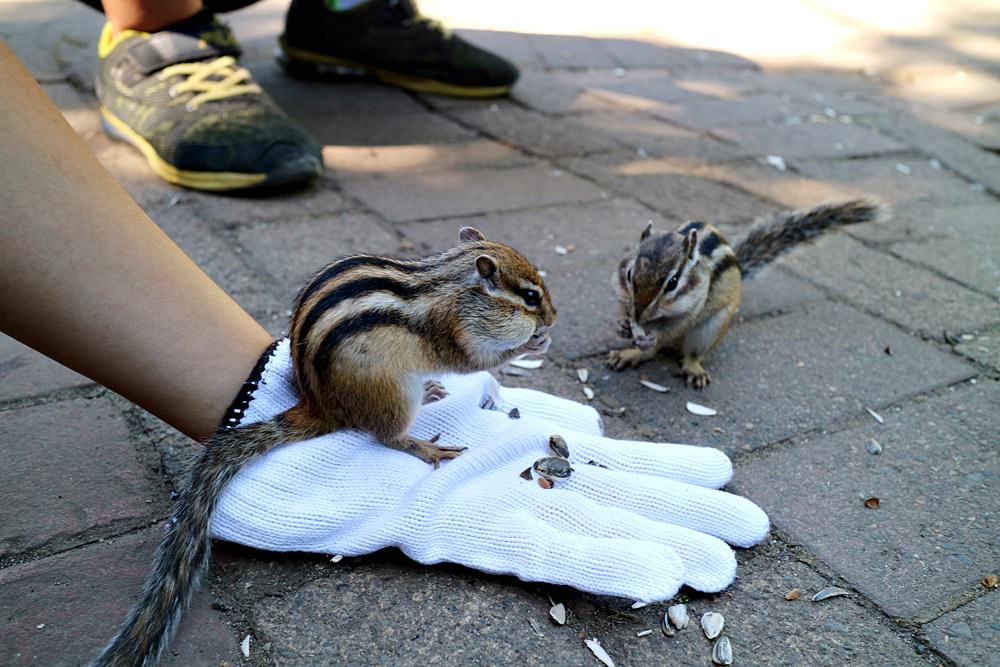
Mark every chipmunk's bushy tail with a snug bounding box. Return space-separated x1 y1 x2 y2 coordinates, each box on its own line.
91 413 311 667
735 199 886 279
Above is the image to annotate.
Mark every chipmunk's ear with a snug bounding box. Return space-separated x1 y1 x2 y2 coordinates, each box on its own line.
475 254 497 280
460 227 487 243
640 221 653 242
684 229 699 262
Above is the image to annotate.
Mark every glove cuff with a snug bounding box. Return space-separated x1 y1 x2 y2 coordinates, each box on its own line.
217 338 283 431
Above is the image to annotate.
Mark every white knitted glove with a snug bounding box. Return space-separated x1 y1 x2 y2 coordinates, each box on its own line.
211 340 769 601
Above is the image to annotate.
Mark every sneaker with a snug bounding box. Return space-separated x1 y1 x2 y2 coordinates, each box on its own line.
278 0 519 98
96 11 322 191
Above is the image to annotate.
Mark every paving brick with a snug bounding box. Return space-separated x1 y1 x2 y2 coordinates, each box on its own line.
737 265 827 318
954 327 1000 371
910 105 1000 151
592 300 975 454
0 336 92 403
341 164 606 222
924 590 1000 667
569 111 751 162
585 72 720 107
397 198 674 358
648 93 816 130
449 103 622 158
599 39 709 68
0 398 165 558
526 33 619 69
324 139 531 176
0 529 240 666
561 555 929 667
882 205 1000 295
511 69 638 115
784 234 1000 336
887 64 1000 110
236 212 400 298
874 115 1000 194
732 382 1000 621
716 121 909 160
561 152 777 226
794 156 995 216
694 159 869 210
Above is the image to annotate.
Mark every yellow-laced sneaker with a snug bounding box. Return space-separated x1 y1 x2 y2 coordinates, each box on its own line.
278 0 519 98
96 10 322 191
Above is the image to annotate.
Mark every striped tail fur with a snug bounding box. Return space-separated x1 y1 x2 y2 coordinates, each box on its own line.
91 415 305 667
735 199 885 279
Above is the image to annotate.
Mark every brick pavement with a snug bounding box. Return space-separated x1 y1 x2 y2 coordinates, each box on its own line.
1 1 998 665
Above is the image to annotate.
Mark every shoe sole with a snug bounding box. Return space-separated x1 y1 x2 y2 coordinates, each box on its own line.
100 106 321 192
276 38 512 98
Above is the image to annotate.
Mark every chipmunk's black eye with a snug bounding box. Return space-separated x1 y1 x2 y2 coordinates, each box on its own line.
665 274 680 292
518 288 541 307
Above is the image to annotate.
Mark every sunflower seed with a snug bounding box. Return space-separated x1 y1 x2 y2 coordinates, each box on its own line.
866 439 882 455
661 611 676 636
241 635 251 658
577 368 590 383
636 629 653 637
549 435 570 458
667 604 689 629
686 401 718 416
534 457 572 480
584 638 615 667
554 245 568 255
508 408 521 419
630 601 649 609
812 586 851 602
537 477 553 489
865 407 884 423
549 603 567 625
583 386 595 400
701 612 725 639
785 588 800 601
510 358 544 370
500 366 529 377
711 636 733 665
528 617 545 638
329 554 344 563
640 379 669 393
519 467 533 480
982 573 998 589
864 496 881 509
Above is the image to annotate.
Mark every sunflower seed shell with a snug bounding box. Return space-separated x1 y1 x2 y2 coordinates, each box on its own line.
584 638 615 667
701 612 725 639
667 604 689 629
712 636 733 665
812 586 851 602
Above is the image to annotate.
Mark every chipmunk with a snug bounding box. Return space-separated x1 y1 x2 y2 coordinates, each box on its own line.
608 200 883 388
92 227 555 667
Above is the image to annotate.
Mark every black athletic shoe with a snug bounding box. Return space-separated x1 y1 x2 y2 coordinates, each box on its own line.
96 11 322 191
278 0 519 97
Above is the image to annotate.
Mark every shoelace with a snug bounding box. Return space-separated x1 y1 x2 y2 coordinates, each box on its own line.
159 56 262 111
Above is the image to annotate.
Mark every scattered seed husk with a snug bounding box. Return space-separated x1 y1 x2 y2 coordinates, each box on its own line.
667 604 689 629
630 601 649 609
528 617 545 638
701 612 725 639
586 460 609 469
943 330 960 345
508 407 521 420
812 586 851 602
711 636 733 665
549 435 570 458
329 554 344 563
661 610 676 636
884 345 893 356
865 407 884 424
686 401 718 416
519 467 533 481
566 244 577 254
538 477 553 489
534 457 573 480
554 245 569 255
241 635 251 659
583 386 595 400
640 379 670 393
864 496 881 509
784 588 800 601
795 360 806 368
982 573 998 589
866 439 882 455
584 638 615 667
500 366 529 377
636 629 653 638
549 603 567 625
577 368 590 383
510 358 544 370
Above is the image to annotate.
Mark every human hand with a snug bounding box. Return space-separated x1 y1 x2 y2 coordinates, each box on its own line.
212 340 769 601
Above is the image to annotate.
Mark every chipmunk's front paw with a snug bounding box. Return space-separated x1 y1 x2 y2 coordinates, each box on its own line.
607 347 650 370
615 318 633 339
422 379 448 404
679 360 712 390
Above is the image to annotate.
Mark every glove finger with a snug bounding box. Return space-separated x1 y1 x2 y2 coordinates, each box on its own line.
491 383 604 436
507 484 738 593
403 504 686 603
562 464 770 549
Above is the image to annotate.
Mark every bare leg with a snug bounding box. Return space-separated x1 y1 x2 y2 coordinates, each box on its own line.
0 45 272 441
101 0 203 34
